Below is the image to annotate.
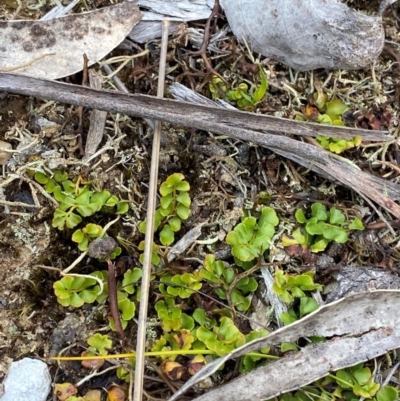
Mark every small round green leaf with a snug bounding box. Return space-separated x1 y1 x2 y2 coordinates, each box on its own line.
377 386 398 401
295 209 307 224
177 192 191 208
160 193 173 209
117 202 129 214
299 297 319 317
71 229 84 243
54 170 68 182
119 298 135 321
65 212 82 229
34 171 49 184
77 237 89 251
280 342 298 352
84 223 103 237
79 289 98 304
69 293 85 308
87 333 112 356
159 183 174 196
160 224 174 246
165 173 185 186
329 208 346 225
350 217 364 230
169 216 182 232
176 203 190 220
105 195 119 207
311 203 328 221
176 181 190 192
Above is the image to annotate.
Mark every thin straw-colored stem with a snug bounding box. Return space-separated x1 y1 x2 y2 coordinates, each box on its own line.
133 19 170 401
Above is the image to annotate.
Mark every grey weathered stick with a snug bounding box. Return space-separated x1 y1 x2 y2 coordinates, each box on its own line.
0 72 399 217
0 72 390 142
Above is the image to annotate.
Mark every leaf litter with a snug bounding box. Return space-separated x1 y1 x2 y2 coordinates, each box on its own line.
0 0 400 400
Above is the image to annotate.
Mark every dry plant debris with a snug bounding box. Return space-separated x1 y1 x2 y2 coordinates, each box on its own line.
0 0 400 401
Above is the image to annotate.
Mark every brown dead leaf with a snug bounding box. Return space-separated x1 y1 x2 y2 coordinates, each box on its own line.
84 389 102 401
106 385 127 401
305 104 320 120
80 351 105 370
54 383 78 401
162 360 189 381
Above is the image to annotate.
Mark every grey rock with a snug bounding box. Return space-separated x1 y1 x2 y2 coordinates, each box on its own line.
0 358 51 401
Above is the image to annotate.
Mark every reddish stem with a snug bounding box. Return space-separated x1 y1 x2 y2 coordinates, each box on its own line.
107 259 125 349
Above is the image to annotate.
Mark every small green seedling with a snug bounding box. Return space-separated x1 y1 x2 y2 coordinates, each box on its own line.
209 76 228 100
159 272 203 299
155 297 195 333
34 170 128 230
53 267 142 334
192 308 217 330
272 268 322 325
279 297 321 325
316 135 362 154
199 254 258 311
240 329 270 372
272 269 323 304
86 333 113 356
270 363 398 401
298 93 360 154
303 93 349 126
34 170 68 193
52 187 127 230
196 317 246 356
282 202 364 253
106 268 142 331
72 223 103 251
152 329 196 360
227 65 268 109
53 276 100 307
226 206 279 263
138 241 160 265
71 223 122 259
330 364 380 398
139 173 191 246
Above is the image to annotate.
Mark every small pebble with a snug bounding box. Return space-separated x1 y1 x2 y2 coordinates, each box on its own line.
0 358 51 401
0 141 12 165
88 237 117 259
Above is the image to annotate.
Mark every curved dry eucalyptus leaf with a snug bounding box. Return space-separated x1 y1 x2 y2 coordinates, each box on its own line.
193 328 400 401
169 290 400 401
0 2 142 79
220 0 385 70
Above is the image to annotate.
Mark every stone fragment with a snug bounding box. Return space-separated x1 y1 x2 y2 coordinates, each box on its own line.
0 358 51 401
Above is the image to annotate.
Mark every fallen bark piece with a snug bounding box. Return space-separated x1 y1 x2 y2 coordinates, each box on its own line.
168 290 400 400
84 69 107 160
0 2 142 79
220 0 385 70
325 266 400 303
